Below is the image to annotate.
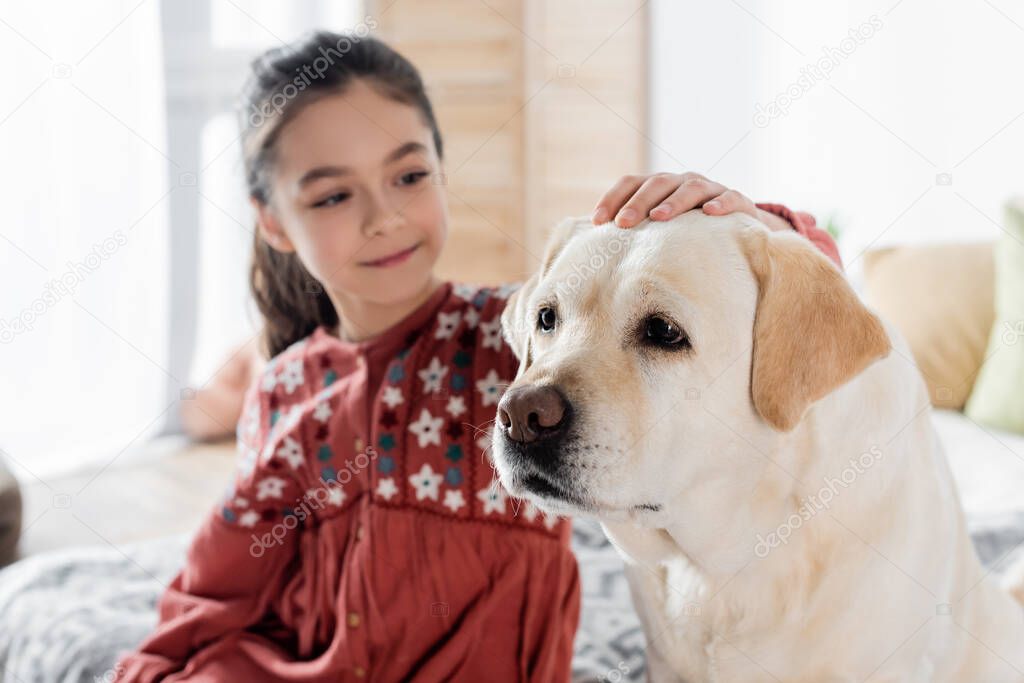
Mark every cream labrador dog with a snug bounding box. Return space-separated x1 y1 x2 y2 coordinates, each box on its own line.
491 210 1024 682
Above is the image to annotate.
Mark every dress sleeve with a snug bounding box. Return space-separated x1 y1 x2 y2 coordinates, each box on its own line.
115 375 307 682
755 202 843 271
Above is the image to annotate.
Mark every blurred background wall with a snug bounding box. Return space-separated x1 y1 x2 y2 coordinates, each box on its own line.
2 0 1022 480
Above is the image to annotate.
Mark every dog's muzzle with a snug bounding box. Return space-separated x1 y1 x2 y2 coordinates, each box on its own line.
495 383 600 509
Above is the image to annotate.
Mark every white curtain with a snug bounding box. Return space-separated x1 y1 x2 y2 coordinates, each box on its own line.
1 0 367 481
0 2 170 480
190 111 262 385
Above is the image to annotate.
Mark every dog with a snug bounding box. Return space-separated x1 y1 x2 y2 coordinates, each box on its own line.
491 210 1024 682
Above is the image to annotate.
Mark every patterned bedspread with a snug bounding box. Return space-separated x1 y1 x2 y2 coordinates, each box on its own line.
0 515 1021 683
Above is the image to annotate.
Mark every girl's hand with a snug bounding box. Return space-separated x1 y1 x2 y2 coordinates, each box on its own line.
591 172 790 231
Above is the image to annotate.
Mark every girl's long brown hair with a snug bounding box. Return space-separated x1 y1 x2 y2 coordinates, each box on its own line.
240 31 444 359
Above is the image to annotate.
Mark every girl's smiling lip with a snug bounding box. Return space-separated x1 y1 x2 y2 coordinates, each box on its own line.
359 241 421 268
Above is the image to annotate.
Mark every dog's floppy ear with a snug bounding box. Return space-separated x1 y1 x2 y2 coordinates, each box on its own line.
501 216 588 366
740 227 892 432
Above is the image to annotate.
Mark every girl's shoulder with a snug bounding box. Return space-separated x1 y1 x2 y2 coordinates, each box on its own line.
231 335 320 471
432 282 524 375
239 333 319 428
440 281 522 343
263 332 318 390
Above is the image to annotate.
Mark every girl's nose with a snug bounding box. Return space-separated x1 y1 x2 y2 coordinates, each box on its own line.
361 191 405 238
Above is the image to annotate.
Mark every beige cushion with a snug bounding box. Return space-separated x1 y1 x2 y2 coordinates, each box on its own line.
863 243 995 410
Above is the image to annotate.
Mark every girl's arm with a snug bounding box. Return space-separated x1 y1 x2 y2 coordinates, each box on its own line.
754 202 842 270
116 381 305 681
590 172 843 269
180 340 266 442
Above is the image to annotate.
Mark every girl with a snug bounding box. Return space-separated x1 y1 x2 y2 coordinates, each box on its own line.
117 31 840 682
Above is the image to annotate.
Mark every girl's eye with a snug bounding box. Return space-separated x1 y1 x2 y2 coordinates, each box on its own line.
643 315 690 350
312 192 350 208
398 171 429 186
537 307 557 332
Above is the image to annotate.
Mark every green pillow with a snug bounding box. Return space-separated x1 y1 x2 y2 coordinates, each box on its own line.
965 199 1024 433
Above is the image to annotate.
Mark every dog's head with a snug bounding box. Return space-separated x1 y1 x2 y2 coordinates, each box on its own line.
492 210 891 526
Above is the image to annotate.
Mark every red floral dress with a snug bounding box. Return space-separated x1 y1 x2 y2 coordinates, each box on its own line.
116 205 838 682
116 281 578 682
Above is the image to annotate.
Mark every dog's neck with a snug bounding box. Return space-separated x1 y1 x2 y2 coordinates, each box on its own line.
604 352 933 679
603 427 887 681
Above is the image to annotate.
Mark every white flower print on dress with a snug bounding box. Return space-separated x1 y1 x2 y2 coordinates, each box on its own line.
543 511 560 530
275 436 304 470
463 306 480 329
494 282 520 300
443 489 466 513
233 497 249 509
417 356 448 395
260 370 279 393
382 386 404 409
475 369 506 407
480 316 503 351
327 486 346 507
238 446 257 477
435 310 462 340
238 510 261 527
312 401 331 423
409 408 443 448
446 395 467 418
409 464 443 501
256 476 287 501
376 477 398 501
453 283 480 302
477 483 507 515
278 359 305 394
241 400 260 440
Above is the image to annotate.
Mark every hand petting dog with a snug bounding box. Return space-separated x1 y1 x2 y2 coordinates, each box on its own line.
592 171 794 233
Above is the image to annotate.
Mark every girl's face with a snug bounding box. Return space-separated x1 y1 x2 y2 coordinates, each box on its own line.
255 78 448 311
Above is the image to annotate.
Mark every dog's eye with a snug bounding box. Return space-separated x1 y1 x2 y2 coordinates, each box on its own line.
537 306 557 332
644 316 689 349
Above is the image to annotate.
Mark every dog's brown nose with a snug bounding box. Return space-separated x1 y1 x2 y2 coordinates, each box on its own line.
497 384 568 443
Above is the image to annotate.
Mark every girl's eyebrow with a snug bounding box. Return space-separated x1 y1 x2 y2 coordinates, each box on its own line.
297 141 428 188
